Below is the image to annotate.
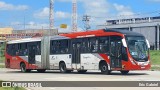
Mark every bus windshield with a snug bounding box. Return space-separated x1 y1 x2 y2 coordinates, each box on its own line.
126 36 149 62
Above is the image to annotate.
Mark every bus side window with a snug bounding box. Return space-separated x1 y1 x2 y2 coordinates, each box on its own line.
22 43 28 55
15 44 18 56
18 43 22 56
36 42 41 55
122 47 128 61
12 44 17 56
7 44 12 55
51 40 60 54
50 40 53 54
81 38 89 53
110 42 116 56
89 37 98 53
59 40 69 54
99 37 109 53
9 44 14 56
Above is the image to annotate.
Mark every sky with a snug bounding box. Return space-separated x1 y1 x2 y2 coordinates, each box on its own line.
0 0 160 32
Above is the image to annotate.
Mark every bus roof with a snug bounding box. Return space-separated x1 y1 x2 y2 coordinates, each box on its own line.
50 35 70 40
60 29 144 38
104 29 143 36
7 29 144 44
7 38 41 44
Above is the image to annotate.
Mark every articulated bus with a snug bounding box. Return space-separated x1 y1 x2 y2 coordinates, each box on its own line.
5 29 151 74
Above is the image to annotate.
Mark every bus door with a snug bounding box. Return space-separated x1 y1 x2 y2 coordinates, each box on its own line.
110 36 122 69
72 39 81 69
28 43 36 64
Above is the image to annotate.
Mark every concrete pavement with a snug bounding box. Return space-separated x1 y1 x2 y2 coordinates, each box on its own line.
0 68 160 90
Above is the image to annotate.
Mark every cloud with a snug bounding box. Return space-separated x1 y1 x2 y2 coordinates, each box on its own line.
27 22 49 29
57 0 134 25
75 0 110 26
34 7 49 19
0 1 29 10
113 3 134 18
58 0 110 16
11 21 50 30
34 7 71 19
82 0 109 17
11 21 83 32
32 0 134 30
55 11 71 19
11 21 21 25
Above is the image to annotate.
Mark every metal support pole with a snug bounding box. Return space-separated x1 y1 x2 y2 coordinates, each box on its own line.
128 26 132 31
157 24 160 50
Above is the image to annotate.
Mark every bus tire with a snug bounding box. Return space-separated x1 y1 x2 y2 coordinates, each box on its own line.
121 70 129 75
37 69 46 73
77 70 87 73
100 62 110 75
20 63 31 73
59 62 67 73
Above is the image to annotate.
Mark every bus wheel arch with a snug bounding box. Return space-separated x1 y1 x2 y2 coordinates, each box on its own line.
59 61 72 73
59 61 67 73
99 60 111 75
20 62 31 73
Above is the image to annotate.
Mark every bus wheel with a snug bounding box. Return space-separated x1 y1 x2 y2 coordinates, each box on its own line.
100 62 110 75
37 69 46 73
121 70 129 75
20 63 31 73
77 70 87 73
59 62 67 73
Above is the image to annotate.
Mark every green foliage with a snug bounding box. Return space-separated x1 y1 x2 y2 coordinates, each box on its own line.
0 42 6 63
151 66 160 71
0 87 25 90
0 65 5 68
150 50 160 70
150 50 160 65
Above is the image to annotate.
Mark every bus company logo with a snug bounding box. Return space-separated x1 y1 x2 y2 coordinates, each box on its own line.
83 56 91 59
51 56 55 60
2 82 12 87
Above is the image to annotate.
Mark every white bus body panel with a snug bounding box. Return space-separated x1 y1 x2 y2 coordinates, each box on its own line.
35 55 42 68
72 64 81 70
19 56 28 62
80 54 102 70
49 54 72 69
34 53 109 70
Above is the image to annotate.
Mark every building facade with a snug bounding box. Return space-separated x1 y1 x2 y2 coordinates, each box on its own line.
0 28 59 40
97 16 160 50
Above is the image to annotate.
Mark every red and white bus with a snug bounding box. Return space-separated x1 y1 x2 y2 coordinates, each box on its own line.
5 29 151 74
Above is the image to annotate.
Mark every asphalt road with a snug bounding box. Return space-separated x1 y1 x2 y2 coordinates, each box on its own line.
0 68 160 90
